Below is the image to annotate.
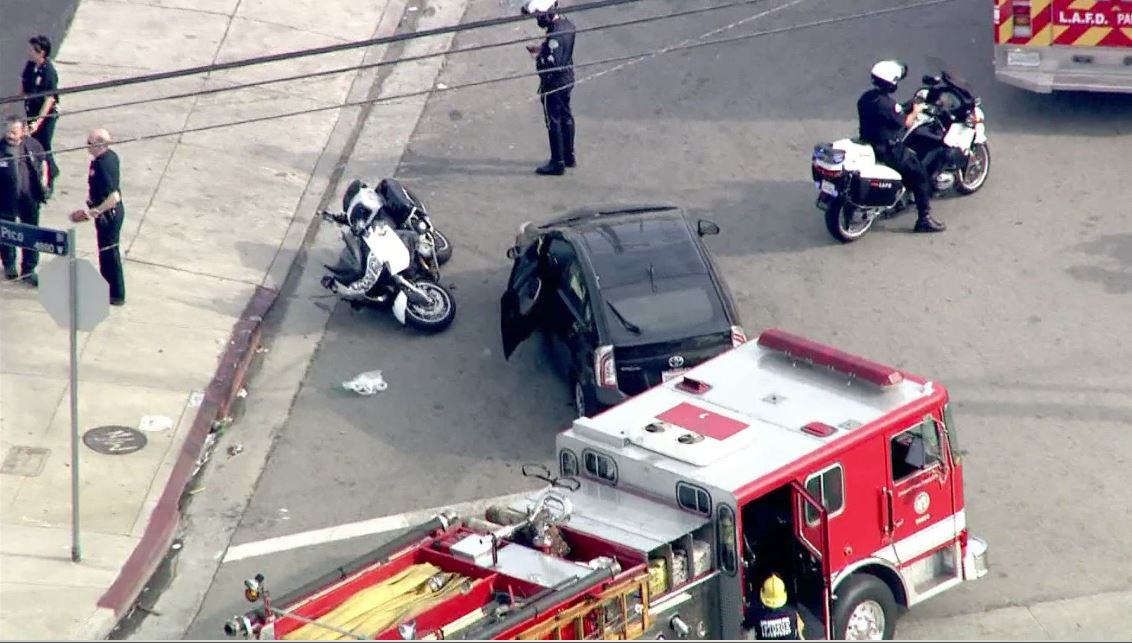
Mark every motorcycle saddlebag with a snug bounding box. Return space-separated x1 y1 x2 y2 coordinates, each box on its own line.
378 178 423 227
848 166 903 208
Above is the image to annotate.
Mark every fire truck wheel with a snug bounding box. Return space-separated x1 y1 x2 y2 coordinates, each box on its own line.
832 574 898 640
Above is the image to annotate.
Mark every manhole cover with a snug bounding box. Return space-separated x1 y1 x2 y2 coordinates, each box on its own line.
1 446 50 477
83 426 147 455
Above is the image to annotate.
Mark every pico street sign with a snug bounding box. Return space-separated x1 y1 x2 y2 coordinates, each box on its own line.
0 220 68 255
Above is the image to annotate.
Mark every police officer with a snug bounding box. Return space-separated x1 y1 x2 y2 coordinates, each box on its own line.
522 0 576 176
71 128 126 305
21 35 61 197
743 574 805 640
857 60 945 233
0 115 49 285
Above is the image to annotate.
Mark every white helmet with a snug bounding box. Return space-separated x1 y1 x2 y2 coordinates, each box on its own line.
870 60 907 89
521 0 556 14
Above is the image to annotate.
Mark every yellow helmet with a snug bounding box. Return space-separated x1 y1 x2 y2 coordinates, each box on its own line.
760 574 788 609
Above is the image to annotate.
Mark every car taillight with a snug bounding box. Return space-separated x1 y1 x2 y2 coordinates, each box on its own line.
1012 0 1032 38
730 326 747 348
595 345 617 389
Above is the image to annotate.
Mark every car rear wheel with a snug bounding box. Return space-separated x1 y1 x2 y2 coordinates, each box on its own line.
573 379 593 418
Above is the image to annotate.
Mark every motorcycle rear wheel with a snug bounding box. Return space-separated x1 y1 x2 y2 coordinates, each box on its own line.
431 229 453 266
404 281 456 333
825 197 875 243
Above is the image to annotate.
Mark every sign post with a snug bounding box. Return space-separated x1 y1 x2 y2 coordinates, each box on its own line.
2 219 108 564
67 228 80 563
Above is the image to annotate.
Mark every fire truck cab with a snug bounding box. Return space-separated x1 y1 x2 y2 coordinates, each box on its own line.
222 329 988 641
552 328 989 639
995 0 1132 93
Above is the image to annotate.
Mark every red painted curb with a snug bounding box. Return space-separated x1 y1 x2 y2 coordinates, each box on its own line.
97 285 279 618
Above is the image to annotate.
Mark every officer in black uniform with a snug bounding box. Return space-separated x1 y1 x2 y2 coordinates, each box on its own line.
743 574 805 640
523 0 576 176
21 35 61 196
857 59 945 233
78 128 126 306
0 115 49 285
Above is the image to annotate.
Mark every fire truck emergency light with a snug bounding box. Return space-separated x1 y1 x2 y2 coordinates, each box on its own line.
756 328 904 388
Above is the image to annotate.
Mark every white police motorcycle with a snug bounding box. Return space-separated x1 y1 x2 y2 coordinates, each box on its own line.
319 184 456 333
810 61 990 243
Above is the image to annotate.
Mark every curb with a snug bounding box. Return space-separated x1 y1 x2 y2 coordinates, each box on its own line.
94 285 279 631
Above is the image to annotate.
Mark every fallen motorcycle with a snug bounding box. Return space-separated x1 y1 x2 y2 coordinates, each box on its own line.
340 178 452 280
319 184 456 333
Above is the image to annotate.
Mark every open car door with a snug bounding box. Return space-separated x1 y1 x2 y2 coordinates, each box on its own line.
500 239 544 360
791 481 834 640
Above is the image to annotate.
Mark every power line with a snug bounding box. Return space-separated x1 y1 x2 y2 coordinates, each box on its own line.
1 0 660 107
11 0 962 165
44 0 774 122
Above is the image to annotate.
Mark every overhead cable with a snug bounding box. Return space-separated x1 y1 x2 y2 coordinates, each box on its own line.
15 0 963 164
1 0 660 106
46 0 774 121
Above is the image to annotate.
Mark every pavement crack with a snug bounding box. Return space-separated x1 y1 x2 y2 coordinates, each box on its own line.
124 0 245 257
93 0 232 16
226 15 357 44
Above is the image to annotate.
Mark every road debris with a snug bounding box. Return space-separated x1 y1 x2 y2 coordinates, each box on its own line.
342 370 388 396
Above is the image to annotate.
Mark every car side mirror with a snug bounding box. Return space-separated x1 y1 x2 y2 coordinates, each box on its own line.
507 246 519 260
697 219 720 237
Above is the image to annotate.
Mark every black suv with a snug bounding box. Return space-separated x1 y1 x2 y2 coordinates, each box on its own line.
500 204 746 417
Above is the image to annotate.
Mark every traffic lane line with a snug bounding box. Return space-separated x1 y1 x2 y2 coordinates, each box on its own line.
221 490 537 563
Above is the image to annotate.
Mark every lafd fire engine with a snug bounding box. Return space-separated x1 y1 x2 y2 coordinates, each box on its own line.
222 329 989 641
994 0 1132 92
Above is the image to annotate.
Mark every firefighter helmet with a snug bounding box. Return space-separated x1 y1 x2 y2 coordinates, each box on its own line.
760 574 788 609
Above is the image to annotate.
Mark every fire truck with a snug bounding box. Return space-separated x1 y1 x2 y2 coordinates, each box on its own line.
222 329 989 641
994 0 1132 93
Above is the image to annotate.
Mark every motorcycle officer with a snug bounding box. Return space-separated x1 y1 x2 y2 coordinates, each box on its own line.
857 60 945 233
522 0 576 176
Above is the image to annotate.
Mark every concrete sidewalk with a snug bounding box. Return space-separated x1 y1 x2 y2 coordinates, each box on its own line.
0 0 434 636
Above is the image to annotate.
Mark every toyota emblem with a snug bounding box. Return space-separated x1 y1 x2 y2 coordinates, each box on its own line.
668 355 685 369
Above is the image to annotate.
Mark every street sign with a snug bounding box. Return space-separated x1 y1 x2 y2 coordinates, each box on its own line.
0 220 68 256
38 257 109 332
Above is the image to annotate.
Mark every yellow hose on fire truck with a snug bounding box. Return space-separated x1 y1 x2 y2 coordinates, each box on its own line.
282 563 470 640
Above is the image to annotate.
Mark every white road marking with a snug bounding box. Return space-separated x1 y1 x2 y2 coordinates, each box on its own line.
222 490 537 564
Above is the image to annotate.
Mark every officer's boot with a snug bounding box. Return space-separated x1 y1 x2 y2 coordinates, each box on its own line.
910 180 944 233
536 124 566 176
914 210 946 233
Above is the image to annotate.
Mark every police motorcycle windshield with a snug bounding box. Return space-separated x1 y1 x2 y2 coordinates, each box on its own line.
926 55 975 99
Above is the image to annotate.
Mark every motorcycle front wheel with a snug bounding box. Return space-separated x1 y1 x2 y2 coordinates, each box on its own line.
824 197 875 243
430 228 453 266
956 142 990 195
404 280 456 333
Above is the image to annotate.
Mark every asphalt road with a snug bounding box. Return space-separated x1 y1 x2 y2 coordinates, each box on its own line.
184 0 1132 637
0 0 79 113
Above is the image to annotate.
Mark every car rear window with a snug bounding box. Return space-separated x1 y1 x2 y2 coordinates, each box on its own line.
581 219 708 290
605 284 724 342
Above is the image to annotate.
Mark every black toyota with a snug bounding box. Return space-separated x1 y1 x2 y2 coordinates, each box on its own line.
500 204 746 417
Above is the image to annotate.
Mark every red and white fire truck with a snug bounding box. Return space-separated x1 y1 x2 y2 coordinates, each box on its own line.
994 0 1132 93
223 329 989 641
